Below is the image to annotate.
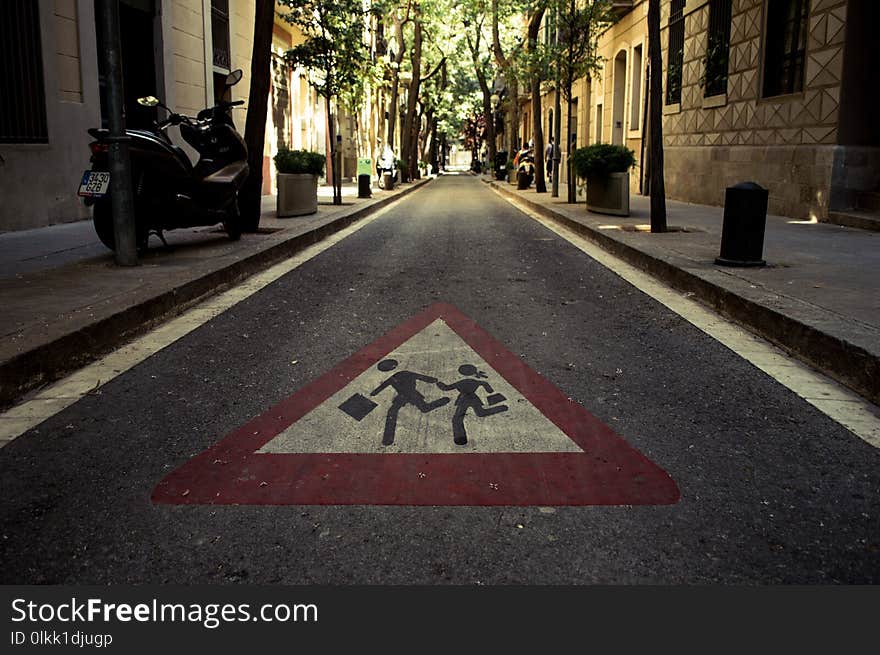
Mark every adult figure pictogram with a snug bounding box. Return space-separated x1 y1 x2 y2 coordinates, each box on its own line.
437 364 509 445
370 359 450 445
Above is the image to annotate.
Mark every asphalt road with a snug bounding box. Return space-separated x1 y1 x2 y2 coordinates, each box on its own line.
1 174 877 584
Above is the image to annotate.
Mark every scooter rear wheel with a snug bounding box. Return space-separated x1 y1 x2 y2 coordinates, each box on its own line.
93 198 149 252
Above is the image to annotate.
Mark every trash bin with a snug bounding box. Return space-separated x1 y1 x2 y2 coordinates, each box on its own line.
715 181 769 267
517 170 530 190
382 172 394 190
358 174 371 198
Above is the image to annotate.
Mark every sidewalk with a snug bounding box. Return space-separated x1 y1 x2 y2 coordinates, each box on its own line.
482 174 879 406
0 178 431 409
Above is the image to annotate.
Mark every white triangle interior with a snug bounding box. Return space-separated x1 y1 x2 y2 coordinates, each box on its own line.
258 319 583 454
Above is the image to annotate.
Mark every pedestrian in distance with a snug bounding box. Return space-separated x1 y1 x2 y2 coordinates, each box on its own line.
545 137 555 183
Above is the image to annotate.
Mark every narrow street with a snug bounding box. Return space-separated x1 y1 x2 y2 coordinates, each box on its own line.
1 174 877 584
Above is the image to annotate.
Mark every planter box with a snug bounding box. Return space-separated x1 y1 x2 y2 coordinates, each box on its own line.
277 173 318 217
586 172 630 216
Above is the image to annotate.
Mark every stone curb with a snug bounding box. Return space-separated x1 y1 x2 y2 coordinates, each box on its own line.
485 179 879 406
0 179 432 410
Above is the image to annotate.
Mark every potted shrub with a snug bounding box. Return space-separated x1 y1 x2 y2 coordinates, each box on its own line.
571 143 636 216
507 159 517 184
274 147 325 217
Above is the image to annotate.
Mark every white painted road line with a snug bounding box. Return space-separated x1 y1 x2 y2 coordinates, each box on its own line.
497 191 880 449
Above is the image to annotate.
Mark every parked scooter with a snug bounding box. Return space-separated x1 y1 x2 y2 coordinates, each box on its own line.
515 146 535 187
78 69 249 251
376 145 398 189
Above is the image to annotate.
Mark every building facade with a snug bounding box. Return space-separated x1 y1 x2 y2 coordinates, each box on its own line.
523 0 877 223
0 0 332 233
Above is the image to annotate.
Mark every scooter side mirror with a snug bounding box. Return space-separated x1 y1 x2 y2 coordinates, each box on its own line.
137 96 161 107
225 70 243 87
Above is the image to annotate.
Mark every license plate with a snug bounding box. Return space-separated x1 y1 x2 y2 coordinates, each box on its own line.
78 170 110 198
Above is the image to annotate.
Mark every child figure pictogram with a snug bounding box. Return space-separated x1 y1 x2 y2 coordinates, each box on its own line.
437 364 509 445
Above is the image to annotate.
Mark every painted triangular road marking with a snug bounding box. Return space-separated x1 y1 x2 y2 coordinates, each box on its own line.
152 303 679 506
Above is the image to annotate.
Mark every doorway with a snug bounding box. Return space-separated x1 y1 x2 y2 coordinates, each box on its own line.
95 0 161 129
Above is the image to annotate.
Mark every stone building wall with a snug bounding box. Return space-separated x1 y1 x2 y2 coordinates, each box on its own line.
578 0 855 221
661 0 848 220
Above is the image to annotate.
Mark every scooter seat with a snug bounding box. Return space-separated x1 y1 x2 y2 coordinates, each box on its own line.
202 161 248 188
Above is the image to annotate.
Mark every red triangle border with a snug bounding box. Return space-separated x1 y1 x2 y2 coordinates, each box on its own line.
151 303 679 506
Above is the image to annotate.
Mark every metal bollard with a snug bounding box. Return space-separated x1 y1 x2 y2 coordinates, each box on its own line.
715 181 769 267
358 174 371 198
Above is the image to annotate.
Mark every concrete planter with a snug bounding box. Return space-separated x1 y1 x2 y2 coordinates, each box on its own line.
586 172 630 216
277 173 318 217
508 169 517 185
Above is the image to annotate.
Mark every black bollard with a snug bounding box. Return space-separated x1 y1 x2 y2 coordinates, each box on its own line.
715 182 769 267
358 174 371 198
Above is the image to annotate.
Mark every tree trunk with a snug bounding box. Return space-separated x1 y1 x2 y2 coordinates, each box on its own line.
403 17 423 180
508 79 520 151
385 15 407 149
326 93 341 205
566 93 575 203
240 0 275 231
528 9 546 193
647 0 667 232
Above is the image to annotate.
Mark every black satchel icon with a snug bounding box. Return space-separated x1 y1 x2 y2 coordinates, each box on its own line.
338 393 378 422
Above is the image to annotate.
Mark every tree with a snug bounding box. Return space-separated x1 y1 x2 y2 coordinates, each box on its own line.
281 0 370 205
550 0 615 202
526 4 548 193
460 2 497 169
647 0 667 232
239 0 277 232
491 0 526 154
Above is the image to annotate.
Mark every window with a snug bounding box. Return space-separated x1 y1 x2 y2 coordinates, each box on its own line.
211 0 230 71
630 44 643 128
666 0 685 105
0 0 48 143
703 0 732 97
762 0 809 97
596 104 603 143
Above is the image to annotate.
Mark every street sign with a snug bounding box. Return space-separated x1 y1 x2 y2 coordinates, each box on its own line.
152 303 679 506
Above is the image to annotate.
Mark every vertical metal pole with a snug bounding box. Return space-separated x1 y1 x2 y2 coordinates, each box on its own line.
96 0 137 265
334 134 342 205
552 8 561 198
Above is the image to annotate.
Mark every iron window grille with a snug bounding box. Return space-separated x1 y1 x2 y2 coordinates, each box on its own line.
211 0 231 71
0 0 48 144
762 0 810 97
702 0 732 97
666 0 685 105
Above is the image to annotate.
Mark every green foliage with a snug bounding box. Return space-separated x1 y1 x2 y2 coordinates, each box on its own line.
273 148 325 175
571 143 635 179
699 39 729 95
548 0 618 101
279 0 370 103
